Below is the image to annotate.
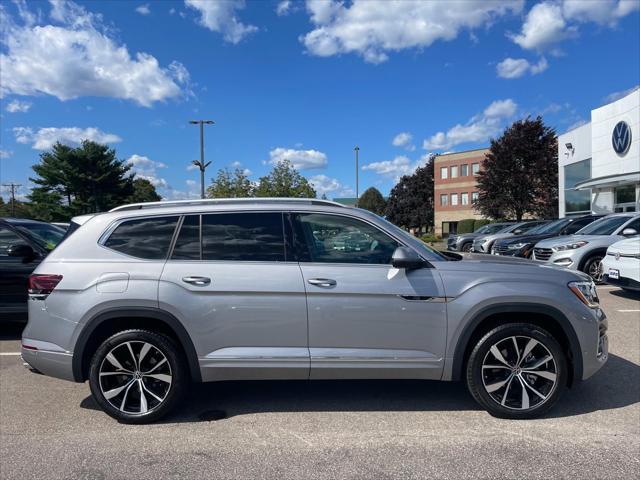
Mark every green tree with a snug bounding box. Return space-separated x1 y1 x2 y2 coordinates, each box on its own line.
385 156 435 230
255 160 316 198
358 187 386 214
475 117 558 221
30 140 135 215
206 168 254 198
128 178 162 203
26 188 68 222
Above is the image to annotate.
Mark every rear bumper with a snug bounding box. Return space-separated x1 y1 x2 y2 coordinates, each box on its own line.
21 339 76 382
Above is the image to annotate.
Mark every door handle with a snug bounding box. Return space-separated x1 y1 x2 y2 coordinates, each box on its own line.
307 278 337 287
182 276 211 286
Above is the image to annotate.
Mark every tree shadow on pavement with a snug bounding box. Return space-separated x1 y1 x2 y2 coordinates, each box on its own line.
608 288 640 301
79 354 639 423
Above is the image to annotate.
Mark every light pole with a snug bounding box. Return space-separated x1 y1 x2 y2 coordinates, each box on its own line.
189 120 214 199
354 146 360 206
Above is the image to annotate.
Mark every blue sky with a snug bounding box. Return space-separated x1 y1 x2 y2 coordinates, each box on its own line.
1 0 639 201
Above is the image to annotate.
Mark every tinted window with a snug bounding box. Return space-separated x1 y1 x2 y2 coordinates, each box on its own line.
295 213 399 264
14 223 64 250
0 228 27 257
564 217 597 234
530 219 568 234
104 216 178 259
172 215 201 260
202 213 285 262
576 216 634 235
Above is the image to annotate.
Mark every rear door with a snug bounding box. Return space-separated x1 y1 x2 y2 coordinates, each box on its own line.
291 212 447 380
159 212 309 381
0 226 39 315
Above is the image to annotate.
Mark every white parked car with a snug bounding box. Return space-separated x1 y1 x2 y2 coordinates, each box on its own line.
601 237 640 292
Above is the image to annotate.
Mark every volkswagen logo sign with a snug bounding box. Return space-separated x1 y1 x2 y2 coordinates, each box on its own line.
612 121 632 156
615 252 620 261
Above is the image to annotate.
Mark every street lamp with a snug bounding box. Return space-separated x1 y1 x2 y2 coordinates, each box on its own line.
354 146 360 206
189 120 214 199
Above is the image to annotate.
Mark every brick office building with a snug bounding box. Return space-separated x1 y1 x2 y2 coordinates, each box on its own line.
434 148 488 236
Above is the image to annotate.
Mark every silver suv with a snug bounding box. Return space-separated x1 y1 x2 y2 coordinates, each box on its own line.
22 199 609 423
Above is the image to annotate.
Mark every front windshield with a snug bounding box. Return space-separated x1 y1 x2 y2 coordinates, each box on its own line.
15 223 65 250
576 216 632 235
363 212 447 262
527 219 567 235
478 223 511 234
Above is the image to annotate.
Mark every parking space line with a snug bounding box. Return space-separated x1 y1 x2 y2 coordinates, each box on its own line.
617 309 640 313
0 352 22 356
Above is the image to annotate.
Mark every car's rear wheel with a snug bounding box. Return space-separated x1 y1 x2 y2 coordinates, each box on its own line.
89 329 187 424
583 255 604 283
466 323 567 419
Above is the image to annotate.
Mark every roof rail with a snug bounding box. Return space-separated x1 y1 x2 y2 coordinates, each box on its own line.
109 197 347 212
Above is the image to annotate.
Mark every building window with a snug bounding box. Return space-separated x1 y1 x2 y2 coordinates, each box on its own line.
461 192 469 205
564 159 591 213
614 185 637 212
440 166 448 179
450 165 458 178
472 192 479 203
471 163 480 175
461 164 468 176
451 193 459 206
440 194 448 206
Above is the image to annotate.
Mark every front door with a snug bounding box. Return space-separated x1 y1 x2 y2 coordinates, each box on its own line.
291 213 447 380
159 212 309 381
0 227 39 316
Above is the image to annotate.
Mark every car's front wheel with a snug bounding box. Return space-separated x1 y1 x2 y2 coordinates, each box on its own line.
89 329 187 424
583 255 604 283
466 323 567 419
461 242 473 252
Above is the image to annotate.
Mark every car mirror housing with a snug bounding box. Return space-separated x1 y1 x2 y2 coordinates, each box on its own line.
391 246 426 270
7 243 36 261
622 228 638 236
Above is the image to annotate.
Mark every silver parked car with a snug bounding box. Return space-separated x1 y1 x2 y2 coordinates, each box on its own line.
533 213 640 282
22 198 608 423
472 220 549 254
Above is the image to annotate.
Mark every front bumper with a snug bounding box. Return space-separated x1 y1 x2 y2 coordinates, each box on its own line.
581 307 608 381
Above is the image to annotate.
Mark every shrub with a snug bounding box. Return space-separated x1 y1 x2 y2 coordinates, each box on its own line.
456 219 476 234
420 234 441 243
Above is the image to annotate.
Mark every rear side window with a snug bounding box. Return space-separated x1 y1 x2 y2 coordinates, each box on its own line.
171 212 286 262
104 216 179 259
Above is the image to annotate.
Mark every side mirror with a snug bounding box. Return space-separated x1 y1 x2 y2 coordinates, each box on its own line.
7 243 36 261
622 228 638 236
391 246 425 270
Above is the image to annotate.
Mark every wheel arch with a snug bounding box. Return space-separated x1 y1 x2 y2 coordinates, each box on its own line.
577 248 608 272
451 303 582 386
72 307 202 383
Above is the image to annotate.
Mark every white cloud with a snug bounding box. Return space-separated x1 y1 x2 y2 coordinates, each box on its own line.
392 132 415 151
185 0 257 43
5 99 32 112
0 150 13 159
127 154 169 189
423 99 517 150
361 154 431 181
13 126 122 150
276 1 292 16
567 118 588 131
496 57 548 78
135 4 150 15
309 174 354 197
0 0 189 107
301 0 523 63
604 85 639 103
268 147 328 170
510 0 638 51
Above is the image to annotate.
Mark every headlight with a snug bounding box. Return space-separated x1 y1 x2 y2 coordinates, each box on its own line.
507 242 527 250
568 281 599 308
553 241 589 252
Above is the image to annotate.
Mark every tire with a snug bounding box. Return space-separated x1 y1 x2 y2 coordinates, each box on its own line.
89 329 187 424
461 243 473 252
466 323 567 419
582 255 604 284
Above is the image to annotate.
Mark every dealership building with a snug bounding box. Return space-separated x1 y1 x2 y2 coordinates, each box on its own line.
559 87 639 217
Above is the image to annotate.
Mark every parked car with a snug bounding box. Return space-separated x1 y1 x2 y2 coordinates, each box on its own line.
472 220 549 254
601 238 640 292
492 214 603 258
23 198 608 423
533 213 640 283
0 218 65 321
447 222 515 252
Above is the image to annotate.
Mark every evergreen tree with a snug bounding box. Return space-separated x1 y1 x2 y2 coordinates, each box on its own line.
358 187 387 215
128 178 162 203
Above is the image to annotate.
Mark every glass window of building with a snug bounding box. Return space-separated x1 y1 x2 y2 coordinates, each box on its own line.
450 166 458 178
451 193 459 206
472 192 479 203
471 163 480 175
440 194 448 206
614 185 637 212
461 192 469 205
564 159 591 213
440 166 448 179
461 164 468 176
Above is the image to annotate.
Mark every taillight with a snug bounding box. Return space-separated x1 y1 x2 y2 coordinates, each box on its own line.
28 274 63 296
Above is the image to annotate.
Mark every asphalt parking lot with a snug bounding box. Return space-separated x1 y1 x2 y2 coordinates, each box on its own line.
1 287 638 480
